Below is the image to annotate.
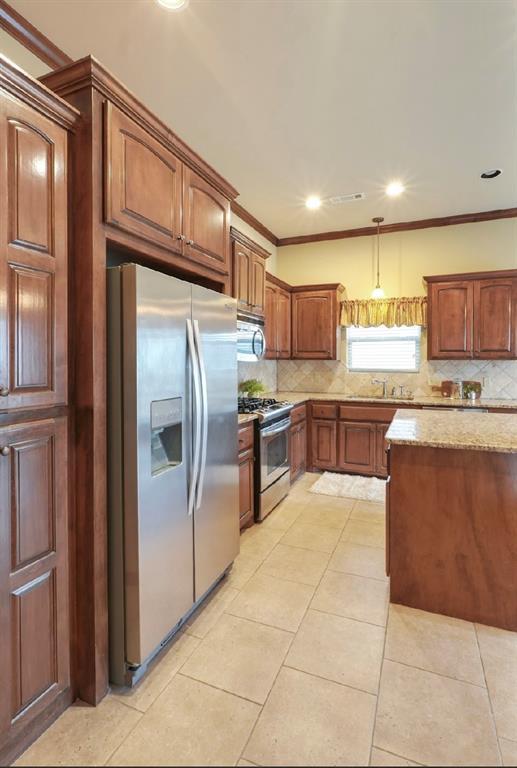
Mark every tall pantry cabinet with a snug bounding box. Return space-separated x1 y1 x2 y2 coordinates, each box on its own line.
0 59 77 764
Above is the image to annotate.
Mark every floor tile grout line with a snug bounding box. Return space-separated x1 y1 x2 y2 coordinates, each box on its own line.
326 565 389 584
371 746 425 766
309 603 387 630
177 670 274 709
282 662 378 699
474 623 505 765
382 654 488 690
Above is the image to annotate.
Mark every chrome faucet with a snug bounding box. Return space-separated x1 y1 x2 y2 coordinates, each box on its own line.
372 378 388 398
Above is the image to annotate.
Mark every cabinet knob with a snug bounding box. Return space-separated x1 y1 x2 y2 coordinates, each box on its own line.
0 387 8 397
0 446 10 456
186 239 194 246
177 234 186 241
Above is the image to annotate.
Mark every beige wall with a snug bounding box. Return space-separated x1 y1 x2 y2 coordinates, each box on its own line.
275 218 517 298
230 213 278 275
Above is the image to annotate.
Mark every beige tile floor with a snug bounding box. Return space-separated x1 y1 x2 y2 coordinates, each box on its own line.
15 472 517 767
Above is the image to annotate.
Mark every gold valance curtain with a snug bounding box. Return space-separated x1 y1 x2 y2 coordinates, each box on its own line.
340 296 427 328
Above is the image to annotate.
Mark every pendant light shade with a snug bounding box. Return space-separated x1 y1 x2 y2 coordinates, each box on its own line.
371 216 385 299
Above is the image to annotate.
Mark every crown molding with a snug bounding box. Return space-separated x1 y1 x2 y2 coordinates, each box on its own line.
230 226 270 259
230 201 279 246
277 207 517 247
0 0 72 69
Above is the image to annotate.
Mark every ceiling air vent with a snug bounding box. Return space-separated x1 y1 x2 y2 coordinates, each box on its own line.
327 192 366 205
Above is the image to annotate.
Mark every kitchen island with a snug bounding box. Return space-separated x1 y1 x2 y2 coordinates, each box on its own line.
386 409 517 631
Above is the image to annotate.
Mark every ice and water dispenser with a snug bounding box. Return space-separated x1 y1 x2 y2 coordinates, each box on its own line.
150 398 183 475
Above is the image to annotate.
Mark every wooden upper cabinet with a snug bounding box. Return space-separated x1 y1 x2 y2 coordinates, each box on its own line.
264 284 277 358
0 417 69 737
474 278 517 358
250 255 265 315
426 271 517 360
428 281 473 359
276 288 291 358
182 166 230 276
233 242 252 308
291 285 344 360
0 98 68 410
104 102 182 252
231 229 269 317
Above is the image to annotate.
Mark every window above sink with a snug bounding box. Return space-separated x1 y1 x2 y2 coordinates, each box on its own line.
346 325 421 373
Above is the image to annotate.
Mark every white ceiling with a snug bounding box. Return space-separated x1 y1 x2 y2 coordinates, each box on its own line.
7 0 517 239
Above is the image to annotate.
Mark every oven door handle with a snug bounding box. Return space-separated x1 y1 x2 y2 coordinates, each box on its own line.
261 417 291 438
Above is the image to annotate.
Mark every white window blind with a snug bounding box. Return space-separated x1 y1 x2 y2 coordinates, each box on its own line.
347 325 421 372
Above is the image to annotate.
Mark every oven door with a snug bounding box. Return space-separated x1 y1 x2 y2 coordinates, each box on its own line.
260 417 290 490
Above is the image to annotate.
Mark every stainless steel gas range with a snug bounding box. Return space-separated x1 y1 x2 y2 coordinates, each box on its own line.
238 397 294 521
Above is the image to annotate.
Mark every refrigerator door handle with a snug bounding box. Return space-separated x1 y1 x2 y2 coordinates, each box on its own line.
193 319 208 510
187 318 202 517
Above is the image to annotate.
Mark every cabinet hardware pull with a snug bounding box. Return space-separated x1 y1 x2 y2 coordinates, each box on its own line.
186 239 194 245
0 387 8 396
0 446 10 456
177 234 186 241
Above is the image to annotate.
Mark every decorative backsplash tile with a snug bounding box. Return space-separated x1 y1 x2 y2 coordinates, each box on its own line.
238 360 278 394
276 330 517 400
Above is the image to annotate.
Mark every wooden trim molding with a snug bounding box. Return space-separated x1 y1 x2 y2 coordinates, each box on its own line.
0 0 73 70
290 282 345 293
0 54 78 129
230 201 279 246
424 268 517 284
266 271 292 292
42 56 238 201
230 226 270 259
277 207 517 247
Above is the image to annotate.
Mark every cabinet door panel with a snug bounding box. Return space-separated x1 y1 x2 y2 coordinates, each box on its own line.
250 255 265 316
375 424 390 477
429 281 473 359
292 290 338 359
474 278 516 358
311 418 337 469
104 102 182 251
183 167 230 276
264 284 277 359
338 421 375 473
277 289 291 358
238 448 254 530
0 101 67 409
0 418 69 736
233 242 251 309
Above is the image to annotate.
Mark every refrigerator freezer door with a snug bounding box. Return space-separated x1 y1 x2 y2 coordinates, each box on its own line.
191 286 239 599
121 264 195 665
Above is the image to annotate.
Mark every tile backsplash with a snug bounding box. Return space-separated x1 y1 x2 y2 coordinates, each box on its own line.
238 360 278 395
270 330 517 400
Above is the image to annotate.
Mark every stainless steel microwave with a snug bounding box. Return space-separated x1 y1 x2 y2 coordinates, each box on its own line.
237 319 266 361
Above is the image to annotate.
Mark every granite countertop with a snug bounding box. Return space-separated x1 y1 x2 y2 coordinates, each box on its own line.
238 413 258 425
272 391 517 410
386 409 517 453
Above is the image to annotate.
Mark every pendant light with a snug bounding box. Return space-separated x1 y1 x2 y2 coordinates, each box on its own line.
371 216 385 299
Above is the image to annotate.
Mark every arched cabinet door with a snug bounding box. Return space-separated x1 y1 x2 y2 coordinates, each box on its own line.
182 166 230 277
0 100 68 410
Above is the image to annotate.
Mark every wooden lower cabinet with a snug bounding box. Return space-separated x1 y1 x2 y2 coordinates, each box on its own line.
238 447 254 530
311 418 337 469
376 424 390 476
290 420 306 482
338 421 375 473
238 423 255 530
0 417 70 754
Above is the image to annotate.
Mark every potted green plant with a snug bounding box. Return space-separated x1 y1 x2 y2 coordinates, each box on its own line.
238 378 266 398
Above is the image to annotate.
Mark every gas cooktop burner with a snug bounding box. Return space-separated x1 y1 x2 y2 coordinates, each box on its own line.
238 397 293 424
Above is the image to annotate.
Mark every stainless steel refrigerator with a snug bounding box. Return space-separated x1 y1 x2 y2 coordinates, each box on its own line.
107 263 239 686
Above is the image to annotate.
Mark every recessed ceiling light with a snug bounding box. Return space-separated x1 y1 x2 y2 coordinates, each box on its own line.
480 169 502 179
305 195 322 210
385 181 405 197
156 0 189 10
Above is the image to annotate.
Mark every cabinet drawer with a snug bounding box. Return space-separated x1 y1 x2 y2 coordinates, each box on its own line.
338 405 397 423
290 403 307 425
311 403 337 420
238 423 254 452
